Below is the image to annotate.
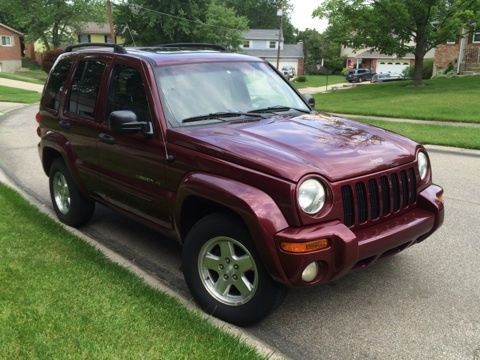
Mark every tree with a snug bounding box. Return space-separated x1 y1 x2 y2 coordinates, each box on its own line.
114 0 247 49
314 0 480 85
220 0 297 42
195 1 249 50
297 28 344 74
3 0 105 50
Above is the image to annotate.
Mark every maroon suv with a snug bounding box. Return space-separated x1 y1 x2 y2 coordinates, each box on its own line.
37 43 444 325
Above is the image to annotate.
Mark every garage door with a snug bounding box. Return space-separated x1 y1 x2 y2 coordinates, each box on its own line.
376 60 410 74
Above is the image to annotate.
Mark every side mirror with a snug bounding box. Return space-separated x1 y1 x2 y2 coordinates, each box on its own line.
108 110 149 134
302 94 315 109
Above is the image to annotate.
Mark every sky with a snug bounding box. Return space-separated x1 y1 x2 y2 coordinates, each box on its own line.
290 0 328 33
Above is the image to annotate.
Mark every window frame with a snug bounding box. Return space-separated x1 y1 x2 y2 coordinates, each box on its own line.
243 40 251 49
268 41 277 49
473 31 480 44
0 35 13 46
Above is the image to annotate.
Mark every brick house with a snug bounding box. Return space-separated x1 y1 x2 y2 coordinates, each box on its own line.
241 29 305 76
434 29 480 75
0 23 23 72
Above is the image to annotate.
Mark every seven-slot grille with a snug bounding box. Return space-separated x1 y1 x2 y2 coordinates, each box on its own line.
341 168 417 227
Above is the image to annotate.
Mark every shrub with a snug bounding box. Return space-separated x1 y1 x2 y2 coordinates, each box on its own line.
296 76 307 82
444 62 455 75
41 48 64 73
402 59 434 80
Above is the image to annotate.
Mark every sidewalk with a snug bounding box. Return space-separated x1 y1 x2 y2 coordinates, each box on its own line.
298 82 372 95
0 78 44 93
0 102 27 116
329 113 480 128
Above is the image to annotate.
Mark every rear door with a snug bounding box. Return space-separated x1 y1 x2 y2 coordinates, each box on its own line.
96 58 171 229
59 55 111 192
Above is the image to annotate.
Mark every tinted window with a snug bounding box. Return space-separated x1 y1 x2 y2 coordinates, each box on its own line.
69 60 106 119
107 65 150 122
43 58 72 110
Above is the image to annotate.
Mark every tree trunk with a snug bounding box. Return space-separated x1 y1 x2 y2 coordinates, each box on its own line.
413 53 424 86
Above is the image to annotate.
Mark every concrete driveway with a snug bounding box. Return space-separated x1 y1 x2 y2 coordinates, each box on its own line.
1 105 479 360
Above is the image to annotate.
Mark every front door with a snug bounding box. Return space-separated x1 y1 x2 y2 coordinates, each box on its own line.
96 60 171 229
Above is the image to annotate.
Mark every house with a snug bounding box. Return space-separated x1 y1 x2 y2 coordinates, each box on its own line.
77 22 123 44
342 46 435 74
0 23 23 72
434 29 480 75
241 29 304 75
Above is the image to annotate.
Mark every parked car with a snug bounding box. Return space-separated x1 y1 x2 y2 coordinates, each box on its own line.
37 43 444 326
281 65 295 79
371 73 405 83
346 68 374 82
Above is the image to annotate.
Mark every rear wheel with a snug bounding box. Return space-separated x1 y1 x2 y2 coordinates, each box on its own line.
49 158 94 227
182 213 285 326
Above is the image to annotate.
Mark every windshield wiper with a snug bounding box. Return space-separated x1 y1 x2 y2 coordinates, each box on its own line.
248 105 311 114
182 112 264 124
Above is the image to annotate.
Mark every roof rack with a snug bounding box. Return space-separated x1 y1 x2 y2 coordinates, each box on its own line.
141 43 227 52
64 43 127 54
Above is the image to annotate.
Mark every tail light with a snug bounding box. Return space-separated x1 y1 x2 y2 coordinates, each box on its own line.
35 112 42 124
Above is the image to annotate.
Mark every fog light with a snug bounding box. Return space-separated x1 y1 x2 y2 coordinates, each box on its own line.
301 262 319 282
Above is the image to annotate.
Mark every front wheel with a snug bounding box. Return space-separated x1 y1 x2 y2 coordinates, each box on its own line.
182 213 285 326
49 158 94 227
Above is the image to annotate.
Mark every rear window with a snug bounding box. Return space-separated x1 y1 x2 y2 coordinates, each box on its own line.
43 58 72 111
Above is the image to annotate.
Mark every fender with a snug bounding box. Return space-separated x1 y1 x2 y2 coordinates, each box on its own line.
40 131 88 194
175 172 291 284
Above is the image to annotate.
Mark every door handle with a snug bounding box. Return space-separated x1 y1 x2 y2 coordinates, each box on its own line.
98 133 115 145
59 119 71 130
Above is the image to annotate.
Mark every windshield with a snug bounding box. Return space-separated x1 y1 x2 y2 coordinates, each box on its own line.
155 61 309 127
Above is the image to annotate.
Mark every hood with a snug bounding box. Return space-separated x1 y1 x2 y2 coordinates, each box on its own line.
168 113 418 183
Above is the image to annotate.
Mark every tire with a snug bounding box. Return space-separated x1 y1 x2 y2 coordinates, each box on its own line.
49 158 94 227
182 213 286 326
358 77 364 82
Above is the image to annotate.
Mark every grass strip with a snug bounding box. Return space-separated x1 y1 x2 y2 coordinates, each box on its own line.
314 76 480 123
293 75 346 89
356 118 480 150
0 183 262 359
0 85 40 104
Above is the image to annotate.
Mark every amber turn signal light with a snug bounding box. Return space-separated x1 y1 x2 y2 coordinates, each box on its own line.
280 239 330 253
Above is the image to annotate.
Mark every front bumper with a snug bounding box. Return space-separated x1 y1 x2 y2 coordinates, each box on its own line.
274 184 444 287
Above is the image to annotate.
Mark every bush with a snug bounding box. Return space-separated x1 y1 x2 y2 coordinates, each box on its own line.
402 59 434 80
444 62 455 75
41 48 64 73
296 76 307 82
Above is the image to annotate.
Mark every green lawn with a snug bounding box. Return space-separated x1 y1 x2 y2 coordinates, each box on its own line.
0 69 47 85
0 183 261 359
293 75 346 89
357 119 480 150
315 76 480 123
0 85 40 103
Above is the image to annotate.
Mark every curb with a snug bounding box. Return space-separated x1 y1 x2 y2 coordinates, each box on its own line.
0 168 289 360
0 102 32 118
425 144 480 157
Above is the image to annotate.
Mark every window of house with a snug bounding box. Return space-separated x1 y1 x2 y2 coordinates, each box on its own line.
0 36 13 46
473 31 480 43
78 34 91 43
107 65 150 123
43 58 72 111
269 41 276 49
243 40 250 48
104 35 113 44
68 60 106 119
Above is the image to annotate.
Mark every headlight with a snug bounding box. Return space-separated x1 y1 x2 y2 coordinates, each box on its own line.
298 179 326 214
417 152 429 181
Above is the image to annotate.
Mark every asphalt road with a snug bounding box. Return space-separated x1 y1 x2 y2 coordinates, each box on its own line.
1 105 479 360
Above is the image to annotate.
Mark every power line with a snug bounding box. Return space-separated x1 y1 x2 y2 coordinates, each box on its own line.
122 3 242 32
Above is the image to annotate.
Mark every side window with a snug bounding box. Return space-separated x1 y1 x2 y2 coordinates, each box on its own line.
68 60 106 119
43 58 72 111
107 65 150 123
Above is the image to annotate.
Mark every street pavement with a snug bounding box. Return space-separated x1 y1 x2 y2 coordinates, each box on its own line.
1 105 479 360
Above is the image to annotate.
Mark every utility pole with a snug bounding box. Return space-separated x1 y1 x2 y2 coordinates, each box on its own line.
106 0 116 44
276 8 283 69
